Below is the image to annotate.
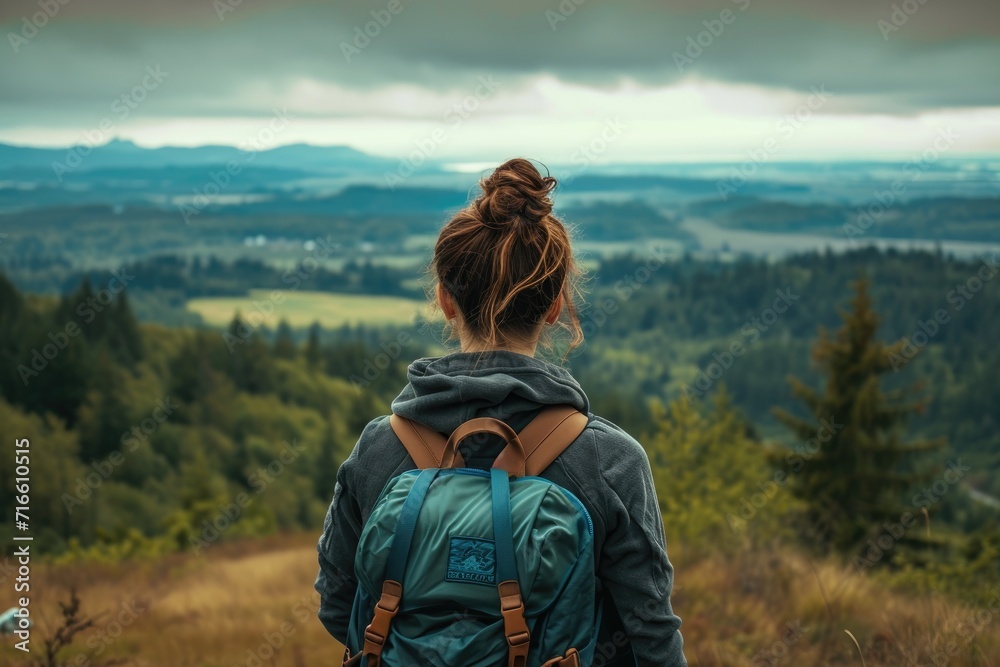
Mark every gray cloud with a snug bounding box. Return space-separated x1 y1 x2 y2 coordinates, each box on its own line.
1 0 998 133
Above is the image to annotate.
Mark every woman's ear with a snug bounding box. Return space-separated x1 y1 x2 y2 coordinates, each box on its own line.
544 294 563 325
437 283 457 321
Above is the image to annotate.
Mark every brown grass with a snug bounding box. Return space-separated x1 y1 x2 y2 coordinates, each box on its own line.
2 535 997 666
672 547 999 666
2 534 339 667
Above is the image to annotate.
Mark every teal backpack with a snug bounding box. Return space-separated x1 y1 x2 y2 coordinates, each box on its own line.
342 406 599 667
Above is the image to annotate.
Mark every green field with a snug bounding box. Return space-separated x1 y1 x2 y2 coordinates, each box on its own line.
187 290 428 328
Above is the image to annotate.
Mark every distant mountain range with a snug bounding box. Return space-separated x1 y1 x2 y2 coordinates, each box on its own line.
0 139 401 174
1 140 998 230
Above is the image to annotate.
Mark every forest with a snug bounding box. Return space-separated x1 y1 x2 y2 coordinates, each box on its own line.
1 245 998 665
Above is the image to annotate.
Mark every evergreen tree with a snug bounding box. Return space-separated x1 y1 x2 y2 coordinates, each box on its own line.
305 321 322 370
170 332 218 407
15 316 94 426
223 314 274 393
0 272 26 401
72 277 106 342
772 278 944 552
77 349 129 462
314 417 340 498
110 288 144 364
273 319 296 360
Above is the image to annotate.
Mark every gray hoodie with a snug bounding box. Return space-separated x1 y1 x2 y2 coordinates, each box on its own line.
315 350 686 666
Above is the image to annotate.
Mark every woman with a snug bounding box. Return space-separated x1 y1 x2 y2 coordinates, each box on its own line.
315 158 686 666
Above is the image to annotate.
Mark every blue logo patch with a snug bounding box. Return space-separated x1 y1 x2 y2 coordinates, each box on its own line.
446 537 496 585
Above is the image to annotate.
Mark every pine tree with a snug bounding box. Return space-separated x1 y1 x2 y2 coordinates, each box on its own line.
772 278 944 553
0 272 25 400
15 314 94 426
305 321 322 371
223 314 273 393
72 277 105 342
314 417 340 498
273 319 296 360
77 350 129 462
110 289 143 365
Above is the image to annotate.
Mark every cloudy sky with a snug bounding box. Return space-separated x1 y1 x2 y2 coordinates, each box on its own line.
1 0 998 163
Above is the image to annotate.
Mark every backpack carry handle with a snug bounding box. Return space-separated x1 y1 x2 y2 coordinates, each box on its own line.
443 417 526 475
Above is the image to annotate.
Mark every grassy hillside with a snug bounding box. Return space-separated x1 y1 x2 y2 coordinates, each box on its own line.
2 535 996 666
1 248 998 665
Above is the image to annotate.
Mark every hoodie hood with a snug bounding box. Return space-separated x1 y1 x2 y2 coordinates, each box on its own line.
390 350 590 434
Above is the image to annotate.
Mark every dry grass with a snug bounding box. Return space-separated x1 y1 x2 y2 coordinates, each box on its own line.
2 534 339 667
672 546 999 666
2 534 997 666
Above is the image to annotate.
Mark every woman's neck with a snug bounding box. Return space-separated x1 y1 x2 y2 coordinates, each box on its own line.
459 339 537 358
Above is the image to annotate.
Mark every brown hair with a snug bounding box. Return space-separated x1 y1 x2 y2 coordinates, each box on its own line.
432 158 583 353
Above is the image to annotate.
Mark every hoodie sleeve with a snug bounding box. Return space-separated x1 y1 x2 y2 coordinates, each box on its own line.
314 428 367 643
594 424 687 666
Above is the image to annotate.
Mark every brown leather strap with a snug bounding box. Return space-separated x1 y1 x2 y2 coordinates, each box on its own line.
493 406 589 477
498 580 531 667
390 414 465 469
541 648 580 666
362 580 403 666
390 405 587 475
444 418 525 472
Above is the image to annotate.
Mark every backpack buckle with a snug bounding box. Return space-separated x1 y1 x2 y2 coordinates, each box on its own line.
362 580 403 662
507 630 530 647
363 628 386 646
497 580 531 667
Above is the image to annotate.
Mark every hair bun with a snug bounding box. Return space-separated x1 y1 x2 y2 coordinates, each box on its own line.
476 158 556 226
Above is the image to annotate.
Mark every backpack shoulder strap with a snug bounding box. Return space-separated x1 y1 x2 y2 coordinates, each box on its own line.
389 414 466 469
390 406 586 473
494 405 589 477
